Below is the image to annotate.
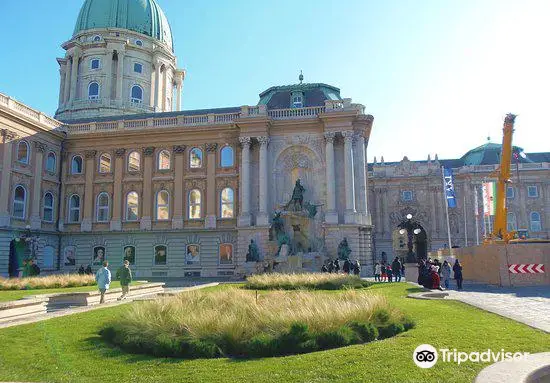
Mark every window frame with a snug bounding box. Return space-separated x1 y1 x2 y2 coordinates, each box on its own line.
133 62 143 74
46 151 57 173
127 151 141 172
527 185 539 198
220 187 234 218
131 84 143 104
90 58 101 70
123 245 136 265
68 194 81 223
17 141 30 164
530 211 542 232
43 192 54 223
42 245 56 270
188 189 202 219
220 145 234 168
71 155 83 175
125 191 139 221
506 186 515 199
92 35 101 42
12 185 27 219
155 190 170 221
96 192 110 223
185 244 200 265
189 147 203 169
402 190 413 202
157 150 171 170
506 211 517 232
154 244 168 266
219 243 233 265
135 39 143 47
88 81 100 100
98 153 112 173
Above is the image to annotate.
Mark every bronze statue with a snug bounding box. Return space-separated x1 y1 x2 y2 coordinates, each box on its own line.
337 237 352 260
246 239 260 262
286 179 305 211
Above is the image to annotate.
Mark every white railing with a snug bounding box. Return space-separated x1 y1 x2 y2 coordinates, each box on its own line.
96 121 118 131
268 106 325 119
0 92 63 131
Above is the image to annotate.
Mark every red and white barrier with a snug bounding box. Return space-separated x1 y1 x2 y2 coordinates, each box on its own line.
508 264 545 274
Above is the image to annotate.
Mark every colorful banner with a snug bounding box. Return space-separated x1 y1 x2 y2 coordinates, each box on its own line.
443 168 457 208
482 182 497 216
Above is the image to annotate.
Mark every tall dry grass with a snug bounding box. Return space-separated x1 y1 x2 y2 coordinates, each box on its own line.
0 274 96 290
245 272 370 290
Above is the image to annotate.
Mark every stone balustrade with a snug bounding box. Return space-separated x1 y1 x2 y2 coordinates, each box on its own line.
0 92 64 132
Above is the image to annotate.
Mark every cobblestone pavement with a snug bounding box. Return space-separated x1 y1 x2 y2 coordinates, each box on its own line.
442 283 550 333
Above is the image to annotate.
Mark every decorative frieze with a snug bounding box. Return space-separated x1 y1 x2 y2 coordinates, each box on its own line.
84 150 97 159
324 132 336 144
206 143 218 153
142 146 155 156
115 148 126 157
33 141 47 152
173 145 186 154
238 136 251 148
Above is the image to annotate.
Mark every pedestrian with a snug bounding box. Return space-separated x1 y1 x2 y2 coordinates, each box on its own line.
22 259 31 278
433 259 442 276
116 260 132 301
381 262 387 282
453 259 463 290
78 265 85 275
333 259 340 273
95 261 111 304
85 264 93 275
392 257 402 282
441 260 451 289
430 265 443 290
374 262 381 282
343 259 351 274
388 266 394 282
321 264 328 273
353 260 361 276
29 259 40 276
328 261 334 273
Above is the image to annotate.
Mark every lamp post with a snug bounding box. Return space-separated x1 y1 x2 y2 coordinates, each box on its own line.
398 214 423 263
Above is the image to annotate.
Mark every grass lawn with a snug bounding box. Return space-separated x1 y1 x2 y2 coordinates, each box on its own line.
0 283 548 383
0 281 145 302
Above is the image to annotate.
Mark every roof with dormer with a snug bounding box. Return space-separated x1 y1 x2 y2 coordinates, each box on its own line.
258 83 341 109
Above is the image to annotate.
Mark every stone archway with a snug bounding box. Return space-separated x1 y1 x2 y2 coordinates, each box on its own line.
8 239 27 277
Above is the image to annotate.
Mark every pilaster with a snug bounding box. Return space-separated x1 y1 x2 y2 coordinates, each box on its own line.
205 143 217 229
0 130 17 227
110 148 124 231
30 141 46 230
324 132 338 224
342 131 357 223
140 146 154 230
238 137 252 227
172 145 185 229
257 136 269 226
81 150 96 232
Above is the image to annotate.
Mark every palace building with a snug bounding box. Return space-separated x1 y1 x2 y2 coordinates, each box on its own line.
0 0 548 278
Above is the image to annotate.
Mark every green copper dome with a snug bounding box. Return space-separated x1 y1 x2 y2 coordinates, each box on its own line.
73 0 173 50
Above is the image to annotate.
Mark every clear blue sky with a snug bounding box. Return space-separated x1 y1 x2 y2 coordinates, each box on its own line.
1 0 549 162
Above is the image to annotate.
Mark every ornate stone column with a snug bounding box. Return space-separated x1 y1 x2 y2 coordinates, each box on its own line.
30 142 46 229
176 78 183 111
63 60 71 105
150 60 157 108
324 132 338 224
110 148 125 231
116 50 125 103
238 137 251 227
172 145 186 229
155 62 163 111
257 136 270 226
205 143 218 229
0 130 17 227
58 151 68 231
342 131 356 224
104 50 113 101
353 134 368 225
141 147 154 230
81 150 96 232
69 49 80 103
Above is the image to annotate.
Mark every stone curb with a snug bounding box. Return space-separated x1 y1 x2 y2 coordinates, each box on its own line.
474 352 550 383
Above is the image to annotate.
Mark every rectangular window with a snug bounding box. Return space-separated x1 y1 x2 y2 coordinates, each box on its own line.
506 186 514 199
402 191 413 201
527 186 538 198
134 63 143 73
90 59 100 70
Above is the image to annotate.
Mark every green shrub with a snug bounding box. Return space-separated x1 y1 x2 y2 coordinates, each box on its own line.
372 308 391 325
348 321 378 342
378 323 406 340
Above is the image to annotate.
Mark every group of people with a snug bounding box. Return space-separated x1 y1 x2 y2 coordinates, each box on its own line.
418 258 463 290
21 258 40 277
77 264 93 275
321 259 361 275
94 260 133 303
374 257 404 282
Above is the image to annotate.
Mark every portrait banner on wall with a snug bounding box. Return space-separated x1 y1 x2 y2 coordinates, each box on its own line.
123 246 136 265
186 244 200 265
92 246 106 266
219 243 233 265
154 245 167 265
64 246 76 266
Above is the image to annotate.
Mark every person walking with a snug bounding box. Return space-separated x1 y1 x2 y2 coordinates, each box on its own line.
392 257 402 282
387 265 393 283
321 264 328 273
353 260 361 276
116 260 132 301
381 262 387 282
333 259 340 273
453 259 464 290
441 260 452 289
95 261 111 304
374 262 381 282
343 259 351 274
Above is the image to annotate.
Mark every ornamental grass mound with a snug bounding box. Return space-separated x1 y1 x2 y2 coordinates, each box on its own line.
100 289 414 359
0 274 96 290
244 272 372 290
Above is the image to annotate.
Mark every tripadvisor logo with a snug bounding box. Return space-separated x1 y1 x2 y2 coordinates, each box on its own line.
413 344 530 368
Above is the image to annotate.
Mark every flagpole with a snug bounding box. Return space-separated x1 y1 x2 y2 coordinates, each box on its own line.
463 193 468 247
474 185 480 245
441 166 453 253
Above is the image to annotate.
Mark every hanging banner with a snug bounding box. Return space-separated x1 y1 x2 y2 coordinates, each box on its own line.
482 182 496 216
474 186 480 217
443 168 457 208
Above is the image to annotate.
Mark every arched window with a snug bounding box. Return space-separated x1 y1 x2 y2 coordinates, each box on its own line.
12 185 26 219
530 212 542 232
156 190 170 220
220 146 234 167
506 212 517 232
46 152 56 173
88 82 100 100
92 35 101 42
158 150 171 170
17 141 29 164
128 151 141 172
190 148 202 168
99 153 111 173
43 192 54 222
220 188 234 218
189 189 201 219
219 243 233 264
135 39 143 46
96 192 110 222
126 192 139 221
131 85 143 103
154 245 167 265
123 245 136 265
68 194 81 223
71 155 83 174
42 246 55 269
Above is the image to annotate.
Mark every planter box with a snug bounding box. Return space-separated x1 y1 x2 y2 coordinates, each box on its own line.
0 298 48 324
